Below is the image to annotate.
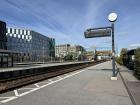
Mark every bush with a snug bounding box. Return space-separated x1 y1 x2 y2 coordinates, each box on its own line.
116 57 123 65
116 48 127 65
134 48 140 79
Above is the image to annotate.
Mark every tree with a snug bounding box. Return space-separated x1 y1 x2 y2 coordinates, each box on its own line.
64 54 73 61
116 48 127 65
134 48 140 79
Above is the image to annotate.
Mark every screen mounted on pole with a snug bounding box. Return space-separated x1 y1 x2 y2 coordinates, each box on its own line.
84 27 112 38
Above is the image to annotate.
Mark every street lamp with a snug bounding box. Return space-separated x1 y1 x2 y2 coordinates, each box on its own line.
108 12 118 80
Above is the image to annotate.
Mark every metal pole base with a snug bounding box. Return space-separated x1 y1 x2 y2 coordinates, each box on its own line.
111 76 118 80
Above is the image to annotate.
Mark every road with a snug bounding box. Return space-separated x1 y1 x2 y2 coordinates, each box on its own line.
0 61 133 105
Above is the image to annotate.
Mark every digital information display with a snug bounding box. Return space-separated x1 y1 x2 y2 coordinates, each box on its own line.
84 28 111 38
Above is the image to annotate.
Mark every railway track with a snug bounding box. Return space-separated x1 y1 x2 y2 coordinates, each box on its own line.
0 61 104 93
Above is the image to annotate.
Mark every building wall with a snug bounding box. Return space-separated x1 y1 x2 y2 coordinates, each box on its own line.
55 44 70 57
55 44 86 59
0 21 7 50
6 27 55 62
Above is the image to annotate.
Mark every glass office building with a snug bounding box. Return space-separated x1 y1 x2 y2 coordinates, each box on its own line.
6 27 55 62
0 21 15 67
0 21 7 50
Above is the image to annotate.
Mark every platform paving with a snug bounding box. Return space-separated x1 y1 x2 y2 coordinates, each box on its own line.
0 61 133 105
0 61 90 72
118 65 140 105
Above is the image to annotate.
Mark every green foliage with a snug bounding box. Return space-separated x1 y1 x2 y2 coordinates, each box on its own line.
64 54 73 61
116 57 122 65
116 48 127 65
134 48 140 79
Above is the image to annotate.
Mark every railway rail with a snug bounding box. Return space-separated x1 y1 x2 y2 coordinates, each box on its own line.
0 60 105 93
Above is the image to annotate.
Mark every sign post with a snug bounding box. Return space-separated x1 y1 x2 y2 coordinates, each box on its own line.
84 12 118 80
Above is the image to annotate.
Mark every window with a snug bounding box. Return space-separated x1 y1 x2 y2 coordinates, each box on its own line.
10 34 12 37
24 30 26 35
28 30 30 35
14 29 16 33
26 30 28 35
22 35 24 39
18 35 20 38
14 34 16 37
22 30 24 35
10 28 12 33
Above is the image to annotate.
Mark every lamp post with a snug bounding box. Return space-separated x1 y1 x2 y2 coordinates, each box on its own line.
108 13 118 79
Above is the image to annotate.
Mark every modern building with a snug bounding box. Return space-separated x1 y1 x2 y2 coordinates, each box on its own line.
0 21 16 67
0 21 7 50
6 27 55 62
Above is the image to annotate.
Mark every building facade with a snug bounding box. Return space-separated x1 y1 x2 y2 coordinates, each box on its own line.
0 21 7 50
0 21 15 67
85 51 94 61
69 45 86 61
6 27 55 62
55 44 70 58
55 44 86 60
69 45 86 54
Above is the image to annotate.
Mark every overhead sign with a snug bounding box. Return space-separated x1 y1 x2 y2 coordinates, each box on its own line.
84 27 112 38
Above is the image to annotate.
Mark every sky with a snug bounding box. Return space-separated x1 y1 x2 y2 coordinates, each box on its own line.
0 0 140 52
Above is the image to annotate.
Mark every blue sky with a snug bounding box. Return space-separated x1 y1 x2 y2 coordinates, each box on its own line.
0 0 140 52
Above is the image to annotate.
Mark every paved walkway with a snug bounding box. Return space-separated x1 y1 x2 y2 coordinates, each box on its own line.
0 61 133 105
118 65 140 105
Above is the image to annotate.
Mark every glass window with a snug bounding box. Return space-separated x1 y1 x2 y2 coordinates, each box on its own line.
22 30 24 34
18 35 20 38
14 29 16 33
18 29 20 34
24 30 26 35
28 31 30 35
22 35 24 39
20 29 22 34
10 28 12 33
12 28 14 33
14 34 16 37
26 30 28 35
10 34 12 37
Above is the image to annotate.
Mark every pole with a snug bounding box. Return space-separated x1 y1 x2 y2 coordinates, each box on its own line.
111 23 116 77
43 46 44 64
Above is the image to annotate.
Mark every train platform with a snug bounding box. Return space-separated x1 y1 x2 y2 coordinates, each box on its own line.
118 65 140 105
0 61 91 72
0 61 133 105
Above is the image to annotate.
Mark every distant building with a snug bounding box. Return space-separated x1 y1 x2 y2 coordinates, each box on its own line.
69 45 86 54
55 44 70 58
6 27 55 62
55 44 86 60
85 51 94 61
95 50 111 60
